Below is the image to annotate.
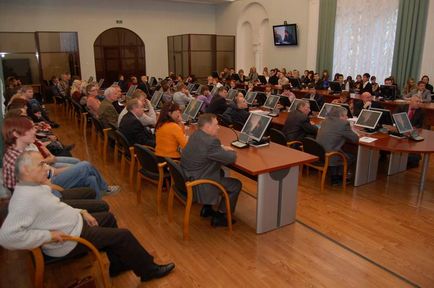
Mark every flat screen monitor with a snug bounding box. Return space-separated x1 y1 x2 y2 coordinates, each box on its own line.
227 88 238 101
240 112 272 142
258 75 267 85
87 76 94 83
318 103 342 119
182 98 203 122
187 83 195 92
273 24 298 46
380 85 396 100
289 78 301 89
98 78 104 88
288 98 306 112
210 85 219 96
126 85 137 97
355 109 382 130
308 99 320 112
329 81 342 93
191 83 201 94
393 112 413 134
370 107 393 126
245 91 257 105
263 94 280 110
149 77 157 87
150 91 163 109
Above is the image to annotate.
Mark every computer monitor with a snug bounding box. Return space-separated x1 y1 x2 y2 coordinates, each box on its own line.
308 99 320 112
227 88 238 101
370 107 393 126
289 78 301 89
245 91 257 105
98 78 104 88
150 91 163 109
340 103 353 118
393 112 413 134
380 85 396 100
191 83 201 94
126 85 137 97
187 83 195 92
258 75 267 85
87 76 94 83
240 112 272 142
288 98 306 112
355 109 382 130
318 103 342 119
182 99 203 122
329 81 342 93
149 77 157 87
232 73 241 82
263 94 280 110
210 85 219 96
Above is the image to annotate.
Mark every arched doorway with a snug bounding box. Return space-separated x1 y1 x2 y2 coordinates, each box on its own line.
94 28 146 86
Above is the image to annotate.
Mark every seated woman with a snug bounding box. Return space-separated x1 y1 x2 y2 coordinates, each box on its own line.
155 103 188 160
70 80 83 103
85 83 101 118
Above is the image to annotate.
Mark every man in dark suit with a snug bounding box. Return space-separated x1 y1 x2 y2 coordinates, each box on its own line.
316 106 359 185
119 99 155 147
282 100 318 142
360 73 373 94
222 93 250 125
353 92 383 116
181 114 241 227
206 87 228 115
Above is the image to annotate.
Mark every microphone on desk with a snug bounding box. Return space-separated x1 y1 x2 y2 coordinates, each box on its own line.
229 126 239 142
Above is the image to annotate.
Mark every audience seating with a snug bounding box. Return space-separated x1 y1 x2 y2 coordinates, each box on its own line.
113 130 136 187
30 235 110 288
134 144 170 215
165 158 233 240
90 116 111 163
301 137 348 192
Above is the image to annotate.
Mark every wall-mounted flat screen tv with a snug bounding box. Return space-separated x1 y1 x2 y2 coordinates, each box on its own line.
273 24 298 46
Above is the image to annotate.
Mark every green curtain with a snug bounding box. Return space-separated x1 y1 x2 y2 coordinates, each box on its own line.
391 0 429 89
316 0 337 76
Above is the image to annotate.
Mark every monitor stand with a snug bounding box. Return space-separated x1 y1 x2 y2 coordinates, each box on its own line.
363 128 378 134
249 138 270 148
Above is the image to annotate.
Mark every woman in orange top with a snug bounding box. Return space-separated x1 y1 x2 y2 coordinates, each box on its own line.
155 103 188 159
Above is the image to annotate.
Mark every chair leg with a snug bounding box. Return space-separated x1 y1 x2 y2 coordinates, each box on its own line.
97 137 102 155
103 134 108 163
222 194 233 236
120 155 126 176
129 156 135 188
183 198 193 240
168 186 175 222
31 248 45 288
156 177 164 216
114 145 119 166
320 167 328 192
342 162 348 192
136 176 142 203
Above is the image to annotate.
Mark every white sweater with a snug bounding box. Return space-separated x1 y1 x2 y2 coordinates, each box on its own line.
0 183 83 257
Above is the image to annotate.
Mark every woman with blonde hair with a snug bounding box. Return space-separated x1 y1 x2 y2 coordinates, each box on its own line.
71 79 82 102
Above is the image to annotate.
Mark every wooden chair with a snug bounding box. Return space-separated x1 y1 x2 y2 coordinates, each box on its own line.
134 144 170 215
269 128 303 149
114 130 135 187
165 157 232 240
90 116 111 163
30 235 110 288
301 137 348 192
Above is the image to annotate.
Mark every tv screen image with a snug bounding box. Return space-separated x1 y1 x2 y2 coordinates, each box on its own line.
241 112 273 142
273 24 298 46
355 109 382 130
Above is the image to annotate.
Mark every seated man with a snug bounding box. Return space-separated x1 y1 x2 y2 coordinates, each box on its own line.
181 114 241 227
404 81 432 103
118 89 156 127
98 86 120 128
0 151 175 282
222 93 250 125
282 100 318 142
119 99 155 147
353 92 383 117
303 84 324 108
206 87 228 115
316 107 359 185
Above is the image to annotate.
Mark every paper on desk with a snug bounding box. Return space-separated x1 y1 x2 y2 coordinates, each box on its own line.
250 109 269 115
359 136 378 143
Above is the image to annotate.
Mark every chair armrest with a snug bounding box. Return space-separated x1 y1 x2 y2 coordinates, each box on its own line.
287 141 303 150
49 184 64 192
324 151 348 166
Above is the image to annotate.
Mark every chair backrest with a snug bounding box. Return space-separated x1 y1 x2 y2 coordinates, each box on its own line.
108 123 117 131
115 130 132 156
134 144 159 174
301 137 326 162
269 128 287 146
165 157 188 199
91 116 104 136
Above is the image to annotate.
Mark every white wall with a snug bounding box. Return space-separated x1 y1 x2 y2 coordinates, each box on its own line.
215 0 310 73
0 0 216 79
420 0 434 80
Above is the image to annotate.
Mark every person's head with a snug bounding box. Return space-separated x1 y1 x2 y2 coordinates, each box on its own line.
340 91 350 102
346 76 353 82
7 76 18 87
293 70 300 78
356 74 362 82
409 95 422 110
8 98 28 111
177 83 188 93
363 73 370 82
19 86 33 100
60 73 68 81
119 74 124 81
264 84 272 93
130 76 138 84
283 84 291 92
2 116 35 147
407 78 416 87
421 75 430 84
370 75 377 83
384 78 393 85
278 72 285 79
332 106 348 120
263 67 269 73
5 108 27 119
417 81 426 91
314 73 320 81
338 74 344 83
140 75 148 83
15 151 50 184
303 70 309 76
86 83 98 97
217 87 228 98
296 100 310 115
235 94 248 109
207 75 213 84
334 73 340 81
200 85 210 96
51 76 59 84
126 98 144 118
322 70 329 79
238 69 244 76
156 102 182 129
104 87 119 102
131 89 146 102
198 113 219 137
361 92 373 103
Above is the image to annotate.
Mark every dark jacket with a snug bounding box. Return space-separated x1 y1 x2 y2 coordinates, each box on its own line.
282 110 318 142
222 106 250 125
360 82 373 94
397 105 425 128
119 111 155 147
206 95 228 115
353 100 383 117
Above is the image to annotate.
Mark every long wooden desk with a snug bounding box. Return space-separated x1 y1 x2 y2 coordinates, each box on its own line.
188 124 318 233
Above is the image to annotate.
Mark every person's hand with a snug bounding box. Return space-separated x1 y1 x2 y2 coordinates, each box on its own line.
364 101 372 108
82 211 98 227
222 145 235 152
50 230 66 242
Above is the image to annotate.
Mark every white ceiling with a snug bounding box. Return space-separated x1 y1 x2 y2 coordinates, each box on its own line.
160 0 237 5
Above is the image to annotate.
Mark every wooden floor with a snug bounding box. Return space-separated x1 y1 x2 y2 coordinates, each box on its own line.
1 104 433 287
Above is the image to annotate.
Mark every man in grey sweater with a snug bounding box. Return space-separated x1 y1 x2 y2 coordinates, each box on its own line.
0 151 174 282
